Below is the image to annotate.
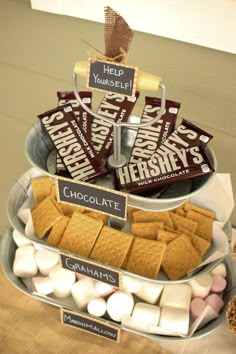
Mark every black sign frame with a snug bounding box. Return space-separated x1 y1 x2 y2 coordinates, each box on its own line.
61 309 120 342
56 176 127 220
60 252 121 288
87 59 137 97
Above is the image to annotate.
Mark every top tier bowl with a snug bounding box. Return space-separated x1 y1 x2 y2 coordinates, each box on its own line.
25 119 216 211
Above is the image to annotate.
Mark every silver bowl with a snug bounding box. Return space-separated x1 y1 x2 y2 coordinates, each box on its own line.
25 120 216 211
0 227 234 341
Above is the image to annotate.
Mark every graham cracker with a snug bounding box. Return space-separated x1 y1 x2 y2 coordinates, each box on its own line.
164 226 180 234
125 238 166 279
127 207 138 222
169 212 198 233
174 208 186 217
157 230 180 244
89 226 134 268
84 211 108 225
185 203 215 219
161 234 202 280
56 201 85 216
31 197 62 239
131 222 164 240
186 210 213 242
47 216 70 247
132 210 173 228
31 176 53 205
177 225 210 257
58 212 103 257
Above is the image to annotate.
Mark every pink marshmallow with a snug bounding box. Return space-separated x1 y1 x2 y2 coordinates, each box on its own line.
205 294 224 314
211 275 227 293
190 298 207 320
94 281 116 297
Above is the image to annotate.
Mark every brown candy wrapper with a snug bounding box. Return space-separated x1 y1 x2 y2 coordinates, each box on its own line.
57 91 92 139
151 119 213 160
56 91 93 176
38 104 108 182
115 146 214 195
91 91 139 163
129 97 180 164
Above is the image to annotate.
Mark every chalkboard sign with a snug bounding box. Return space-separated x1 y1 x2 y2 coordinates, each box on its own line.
88 59 137 97
60 252 121 288
61 309 120 342
56 177 127 220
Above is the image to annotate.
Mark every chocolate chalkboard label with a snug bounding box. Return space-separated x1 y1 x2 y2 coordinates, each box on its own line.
60 252 121 288
56 177 127 220
88 59 137 97
61 309 120 342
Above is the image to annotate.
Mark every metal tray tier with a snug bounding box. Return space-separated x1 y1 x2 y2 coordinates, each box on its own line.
25 119 216 211
1 227 235 342
6 168 229 285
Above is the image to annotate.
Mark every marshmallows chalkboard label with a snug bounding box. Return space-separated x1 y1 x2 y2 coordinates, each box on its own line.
61 309 120 342
88 59 137 97
56 177 127 220
60 252 121 288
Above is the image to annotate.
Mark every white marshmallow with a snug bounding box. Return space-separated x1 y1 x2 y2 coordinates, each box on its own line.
160 284 192 311
121 274 141 293
32 276 54 295
87 298 107 317
132 302 161 326
71 278 99 310
106 290 134 322
35 249 60 276
94 281 115 297
121 314 151 333
13 245 38 278
159 307 189 336
49 267 76 298
188 274 213 298
13 229 32 247
210 263 227 278
135 281 163 304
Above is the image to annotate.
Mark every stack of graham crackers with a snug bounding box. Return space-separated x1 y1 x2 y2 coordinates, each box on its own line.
30 176 215 281
129 203 214 280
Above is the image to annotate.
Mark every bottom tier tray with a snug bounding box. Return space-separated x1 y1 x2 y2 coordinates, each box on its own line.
1 227 235 342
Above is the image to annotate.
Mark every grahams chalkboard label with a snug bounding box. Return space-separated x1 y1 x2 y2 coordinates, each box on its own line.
60 252 121 288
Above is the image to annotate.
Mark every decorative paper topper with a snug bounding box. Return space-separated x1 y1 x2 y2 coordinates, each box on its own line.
82 7 138 97
104 6 134 63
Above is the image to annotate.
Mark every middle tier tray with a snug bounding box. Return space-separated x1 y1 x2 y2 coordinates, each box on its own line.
6 167 229 285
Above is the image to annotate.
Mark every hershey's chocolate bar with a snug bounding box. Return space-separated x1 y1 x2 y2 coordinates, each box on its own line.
56 91 92 176
151 119 213 160
57 91 92 138
129 97 180 164
91 92 140 162
115 146 214 195
38 104 108 182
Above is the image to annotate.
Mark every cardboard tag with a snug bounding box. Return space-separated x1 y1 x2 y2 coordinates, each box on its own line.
56 176 127 220
61 309 120 342
60 252 122 288
88 59 137 97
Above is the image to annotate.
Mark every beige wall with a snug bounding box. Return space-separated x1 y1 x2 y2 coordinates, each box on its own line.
0 0 235 232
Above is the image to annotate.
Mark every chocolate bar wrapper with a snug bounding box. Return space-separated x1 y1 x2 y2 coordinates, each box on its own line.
91 91 140 163
129 97 180 164
57 91 92 138
38 104 108 182
56 91 93 176
151 119 213 160
115 146 214 195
